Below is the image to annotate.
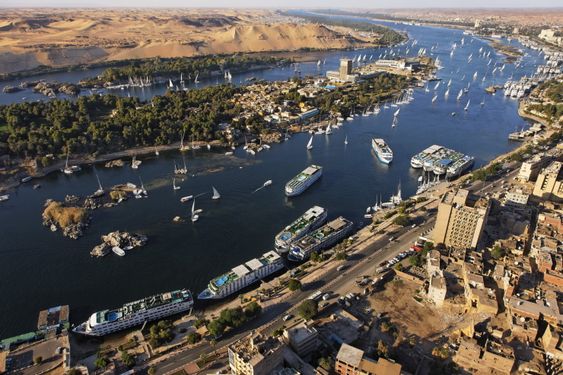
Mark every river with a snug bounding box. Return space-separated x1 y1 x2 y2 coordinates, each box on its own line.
0 15 543 338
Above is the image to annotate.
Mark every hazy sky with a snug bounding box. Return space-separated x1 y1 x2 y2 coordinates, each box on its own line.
1 0 561 7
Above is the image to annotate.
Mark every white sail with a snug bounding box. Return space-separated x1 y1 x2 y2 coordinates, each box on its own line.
432 95 437 103
393 108 400 117
344 135 348 145
212 186 221 200
464 99 471 111
307 135 314 150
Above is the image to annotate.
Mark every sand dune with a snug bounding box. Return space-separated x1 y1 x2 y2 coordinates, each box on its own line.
0 9 379 74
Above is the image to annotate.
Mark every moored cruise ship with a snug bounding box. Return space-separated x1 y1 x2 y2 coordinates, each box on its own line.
198 251 284 300
411 145 443 169
285 165 322 197
288 216 353 262
73 289 193 336
446 155 475 178
371 138 393 164
411 145 473 179
274 206 328 254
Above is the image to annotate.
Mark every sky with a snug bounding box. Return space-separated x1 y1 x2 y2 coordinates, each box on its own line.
1 0 561 7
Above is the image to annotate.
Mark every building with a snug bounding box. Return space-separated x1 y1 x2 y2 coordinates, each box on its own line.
539 29 563 47
37 305 69 334
428 271 447 307
454 338 515 374
505 191 530 207
533 161 563 202
326 59 358 83
335 343 401 375
283 322 319 358
433 189 491 250
517 155 550 181
228 334 286 375
426 249 441 276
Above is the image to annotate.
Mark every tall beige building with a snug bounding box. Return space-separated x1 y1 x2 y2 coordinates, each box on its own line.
532 161 563 202
339 59 353 79
433 189 490 250
228 334 285 375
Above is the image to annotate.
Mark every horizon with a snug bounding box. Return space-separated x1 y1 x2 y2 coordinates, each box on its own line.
1 1 563 9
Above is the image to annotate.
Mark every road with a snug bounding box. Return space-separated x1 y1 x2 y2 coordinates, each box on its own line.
151 216 436 374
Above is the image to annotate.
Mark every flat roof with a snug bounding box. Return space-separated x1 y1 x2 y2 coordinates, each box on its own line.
232 265 250 278
245 258 264 271
336 343 363 367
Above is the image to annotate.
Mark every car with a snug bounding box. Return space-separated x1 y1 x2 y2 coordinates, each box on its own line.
283 314 293 322
379 261 387 267
322 293 332 301
389 236 395 242
411 223 417 228
337 264 347 271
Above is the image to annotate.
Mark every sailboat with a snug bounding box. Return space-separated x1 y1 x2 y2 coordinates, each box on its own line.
191 200 199 222
173 178 181 190
194 72 200 84
131 155 141 169
456 89 463 101
431 94 438 103
480 99 485 107
154 146 159 156
424 83 430 93
317 60 321 67
307 135 314 150
168 79 174 89
344 135 348 145
93 169 104 196
447 78 452 87
464 99 471 111
325 123 332 135
211 186 221 200
393 108 400 117
391 116 398 128
179 130 190 151
433 81 440 90
444 88 450 97
62 151 73 175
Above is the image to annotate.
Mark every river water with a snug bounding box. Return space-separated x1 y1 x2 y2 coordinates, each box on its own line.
0 15 543 337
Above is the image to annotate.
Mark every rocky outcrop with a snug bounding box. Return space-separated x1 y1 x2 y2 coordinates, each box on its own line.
105 159 124 168
42 199 89 240
90 231 148 257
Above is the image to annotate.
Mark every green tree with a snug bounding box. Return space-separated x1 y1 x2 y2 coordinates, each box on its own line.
393 214 410 227
298 299 318 320
244 301 262 317
147 366 157 375
491 245 505 260
318 356 333 371
186 332 202 345
287 278 302 291
120 350 135 368
310 251 321 263
94 356 108 369
207 319 226 338
34 356 43 365
335 251 347 260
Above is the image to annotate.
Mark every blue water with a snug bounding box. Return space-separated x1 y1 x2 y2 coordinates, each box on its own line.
0 15 543 338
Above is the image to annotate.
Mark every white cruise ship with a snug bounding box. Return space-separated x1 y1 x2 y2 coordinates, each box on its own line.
371 138 393 164
274 206 327 254
198 251 284 299
73 289 193 336
285 165 322 197
288 216 353 262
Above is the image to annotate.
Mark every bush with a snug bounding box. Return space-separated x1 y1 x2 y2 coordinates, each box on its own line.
310 251 321 263
287 278 302 291
186 332 202 345
298 299 318 320
34 356 43 365
272 328 284 337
